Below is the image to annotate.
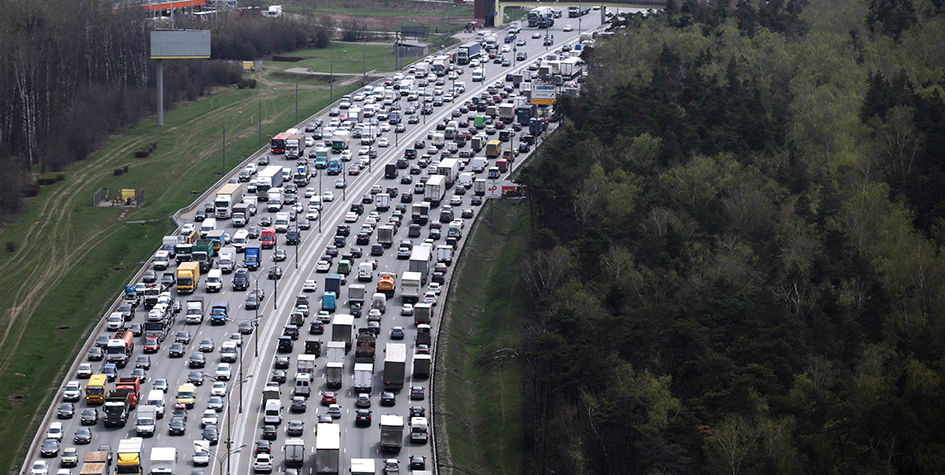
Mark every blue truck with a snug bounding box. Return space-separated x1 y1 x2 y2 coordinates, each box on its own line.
244 247 260 270
327 158 342 176
210 301 229 325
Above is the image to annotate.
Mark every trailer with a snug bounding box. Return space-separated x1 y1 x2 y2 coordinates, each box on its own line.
331 313 354 352
316 424 341 473
383 343 407 390
380 414 405 451
148 447 177 475
354 363 374 393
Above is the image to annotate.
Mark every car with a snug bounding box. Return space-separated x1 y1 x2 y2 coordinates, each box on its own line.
40 438 60 457
142 337 160 354
273 355 291 370
563 24 573 31
327 404 342 419
271 369 287 384
247 226 260 239
290 396 307 413
273 249 287 262
201 409 219 428
202 424 220 445
174 331 192 345
255 440 272 455
318 414 333 424
409 455 426 470
383 459 399 475
323 191 335 202
399 303 415 316
45 422 64 441
189 353 206 369
409 405 425 418
89 342 106 358
345 211 359 223
321 391 337 406
56 402 75 419
315 260 331 273
127 322 143 336
80 408 98 425
286 420 305 436
259 216 273 227
199 338 215 353
168 342 185 358
378 137 390 147
262 425 278 440
269 266 283 279
211 381 227 397
380 392 396 406
471 195 483 206
60 446 79 467
216 363 232 381
208 396 225 412
76 363 93 379
30 461 49 475
410 385 425 400
73 427 92 444
188 370 205 385
254 453 273 473
101 363 117 382
416 344 430 355
355 393 372 408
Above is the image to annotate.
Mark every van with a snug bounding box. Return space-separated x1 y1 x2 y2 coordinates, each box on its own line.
232 229 249 252
371 293 387 314
218 249 235 274
264 399 283 424
135 405 157 437
358 262 373 282
206 269 223 293
146 389 166 418
199 218 217 239
220 341 238 363
177 383 196 408
294 374 311 397
153 250 170 270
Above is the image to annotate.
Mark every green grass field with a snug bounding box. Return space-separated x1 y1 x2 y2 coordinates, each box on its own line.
279 43 398 74
435 199 528 474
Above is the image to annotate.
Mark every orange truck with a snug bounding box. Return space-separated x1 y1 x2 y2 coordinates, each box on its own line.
114 376 141 409
106 329 135 368
376 272 396 298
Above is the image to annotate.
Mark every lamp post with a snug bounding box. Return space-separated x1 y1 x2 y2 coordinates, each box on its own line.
207 440 246 475
317 169 322 233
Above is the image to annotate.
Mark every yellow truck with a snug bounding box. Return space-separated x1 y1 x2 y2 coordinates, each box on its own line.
176 262 200 294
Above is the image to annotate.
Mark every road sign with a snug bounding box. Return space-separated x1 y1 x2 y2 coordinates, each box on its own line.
485 180 520 198
531 84 556 105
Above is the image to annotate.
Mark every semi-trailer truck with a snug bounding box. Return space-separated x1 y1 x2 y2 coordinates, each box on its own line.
214 183 243 219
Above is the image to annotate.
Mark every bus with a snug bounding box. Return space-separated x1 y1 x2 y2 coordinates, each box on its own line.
270 132 292 154
485 140 502 158
86 374 108 404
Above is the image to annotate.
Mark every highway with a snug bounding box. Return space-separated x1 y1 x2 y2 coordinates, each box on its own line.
24 13 607 475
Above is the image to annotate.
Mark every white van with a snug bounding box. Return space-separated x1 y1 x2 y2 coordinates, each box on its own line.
153 250 170 270
232 229 249 252
294 374 311 397
220 341 238 363
358 262 373 282
206 269 223 293
199 218 217 239
264 399 283 424
218 249 235 274
146 389 165 418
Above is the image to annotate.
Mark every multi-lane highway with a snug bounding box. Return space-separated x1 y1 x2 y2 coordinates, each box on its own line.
24 13 608 475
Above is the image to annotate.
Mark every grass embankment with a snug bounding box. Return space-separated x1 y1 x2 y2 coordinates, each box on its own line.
436 199 528 475
0 77 357 473
280 43 397 74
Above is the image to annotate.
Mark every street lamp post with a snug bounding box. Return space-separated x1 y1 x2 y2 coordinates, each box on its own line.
208 440 246 475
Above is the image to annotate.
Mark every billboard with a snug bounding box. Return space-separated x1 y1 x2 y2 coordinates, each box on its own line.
531 84 556 105
484 180 521 198
150 30 211 59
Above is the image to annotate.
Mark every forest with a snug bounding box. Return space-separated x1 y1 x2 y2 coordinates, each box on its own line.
518 0 945 473
0 0 325 221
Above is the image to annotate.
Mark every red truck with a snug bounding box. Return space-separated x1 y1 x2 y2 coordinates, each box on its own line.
260 227 277 249
106 329 135 367
113 376 141 409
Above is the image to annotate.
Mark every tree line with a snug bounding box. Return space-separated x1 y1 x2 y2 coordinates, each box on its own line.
0 0 336 222
517 0 945 472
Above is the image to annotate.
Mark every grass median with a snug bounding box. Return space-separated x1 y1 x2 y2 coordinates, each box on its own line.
435 198 528 475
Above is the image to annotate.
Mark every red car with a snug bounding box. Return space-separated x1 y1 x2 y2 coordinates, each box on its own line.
349 166 360 176
143 337 160 353
321 391 337 406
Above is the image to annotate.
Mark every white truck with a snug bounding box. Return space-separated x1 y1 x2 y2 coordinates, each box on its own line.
358 262 373 282
285 438 305 468
331 313 354 352
153 250 170 270
349 283 367 304
326 341 346 388
275 212 290 232
268 188 285 212
437 244 454 265
214 183 243 219
354 363 374 393
375 193 391 211
135 405 157 437
414 303 432 326
437 158 460 188
149 447 177 475
409 245 432 284
351 459 377 475
285 133 306 159
401 271 423 303
424 175 447 206
380 414 405 451
377 225 395 248
185 298 204 324
218 247 235 273
383 343 407 390
316 424 341 473
458 172 474 189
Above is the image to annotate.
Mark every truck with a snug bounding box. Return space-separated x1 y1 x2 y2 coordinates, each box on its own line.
218 247 235 272
116 438 144 475
174 230 198 263
144 305 172 341
285 438 305 468
380 414 405 451
322 291 337 311
176 262 200 294
315 424 341 473
354 362 374 393
351 459 376 475
413 353 432 378
142 284 161 309
401 272 423 304
457 42 481 65
411 201 431 224
104 392 131 426
297 354 316 378
161 236 178 258
498 103 516 122
331 313 354 352
384 343 407 390
424 175 447 206
409 245 433 283
214 183 243 219
331 129 350 153
313 146 330 169
474 178 487 196
275 212 290 232
375 193 391 211
256 166 284 195
285 133 306 159
294 163 311 186
106 329 135 367
355 328 377 364
79 454 109 475
436 158 460 188
193 440 210 466
458 172 474 189
185 298 204 324
244 246 260 270
268 188 285 212
568 5 591 16
135 406 157 437
376 272 396 299
371 293 387 314
325 274 343 295
191 239 216 273
114 376 141 409
210 301 229 326
148 447 177 475
327 157 343 175
377 225 395 248
437 244 454 265
432 56 447 76
471 134 487 152
414 303 432 325
349 284 366 304
326 341 345 388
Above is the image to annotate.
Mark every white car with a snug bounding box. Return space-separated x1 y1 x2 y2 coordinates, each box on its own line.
304 187 316 198
30 461 49 475
380 123 391 132
106 313 123 330
401 303 414 316
303 280 318 292
245 163 258 174
215 363 232 381
181 223 196 235
501 44 511 52
345 212 359 223
563 24 573 32
422 291 438 306
340 150 353 162
450 195 463 206
63 381 82 402
305 137 315 147
322 191 334 202
46 422 63 441
306 209 319 221
211 381 227 397
470 59 481 68
316 261 331 273
335 178 346 189
428 282 442 295
378 137 390 147
76 363 93 379
201 409 219 428
253 453 273 473
358 146 372 156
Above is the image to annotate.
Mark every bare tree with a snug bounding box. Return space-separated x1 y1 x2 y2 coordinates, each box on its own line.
520 245 572 300
340 18 368 42
313 14 335 48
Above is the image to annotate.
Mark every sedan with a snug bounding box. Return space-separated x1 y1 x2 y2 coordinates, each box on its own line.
345 212 359 223
321 391 337 406
323 191 334 202
262 425 278 440
201 410 219 428
187 371 205 385
168 417 186 435
355 409 373 427
410 385 425 400
380 392 396 406
57 403 75 419
203 424 220 445
207 396 225 412
563 24 573 31
254 453 274 473
41 439 60 457
199 338 215 352
73 427 92 444
286 420 305 436
401 304 414 316
290 396 307 413
216 363 232 381
274 355 291 369
80 408 99 425
168 343 185 358
273 249 287 262
315 260 331 273
189 354 207 370
211 382 227 397
303 280 318 292
409 455 426 470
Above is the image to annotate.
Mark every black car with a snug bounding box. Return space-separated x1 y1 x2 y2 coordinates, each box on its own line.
286 420 305 436
142 269 157 283
135 356 152 370
168 343 186 358
401 193 413 203
81 408 99 425
410 406 425 418
175 331 192 344
233 269 249 290
129 323 143 337
269 266 283 280
333 236 347 248
309 321 324 335
274 355 291 369
255 440 272 455
169 416 186 435
380 392 396 406
283 325 300 340
409 455 426 470
410 385 425 400
74 427 93 444
262 425 278 440
356 233 371 245
390 327 405 340
57 402 75 419
350 247 363 258
188 370 205 385
471 195 483 206
286 230 301 245
203 424 220 445
290 397 307 413
355 409 372 427
41 438 60 457
371 244 384 256
247 226 260 239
